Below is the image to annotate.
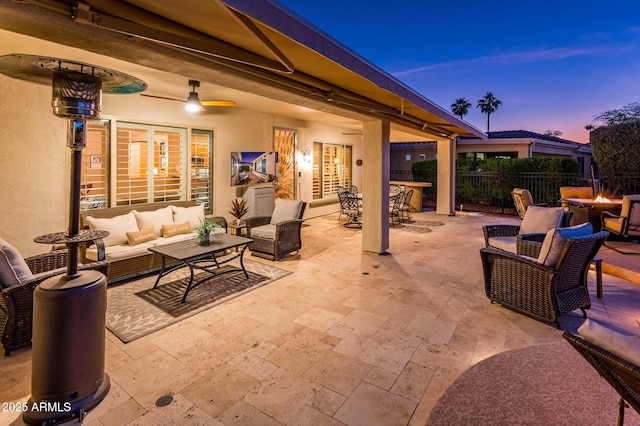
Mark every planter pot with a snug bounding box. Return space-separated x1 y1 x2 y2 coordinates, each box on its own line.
197 232 210 246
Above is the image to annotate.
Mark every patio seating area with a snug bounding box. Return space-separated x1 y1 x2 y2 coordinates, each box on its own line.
1 211 640 425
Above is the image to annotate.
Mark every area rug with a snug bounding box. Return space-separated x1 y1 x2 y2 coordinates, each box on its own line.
427 341 640 425
106 259 291 343
393 219 445 234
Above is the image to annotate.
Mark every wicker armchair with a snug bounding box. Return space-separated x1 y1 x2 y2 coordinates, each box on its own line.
480 231 608 327
0 250 107 355
245 199 307 260
564 327 640 426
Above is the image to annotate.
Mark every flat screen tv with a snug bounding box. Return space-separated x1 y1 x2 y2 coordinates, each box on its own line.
231 151 278 186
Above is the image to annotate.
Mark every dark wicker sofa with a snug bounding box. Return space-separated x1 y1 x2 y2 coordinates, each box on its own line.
79 201 226 283
0 250 107 355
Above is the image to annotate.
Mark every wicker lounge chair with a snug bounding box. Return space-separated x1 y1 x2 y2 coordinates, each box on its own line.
564 324 640 426
245 199 306 260
480 230 608 327
0 250 107 355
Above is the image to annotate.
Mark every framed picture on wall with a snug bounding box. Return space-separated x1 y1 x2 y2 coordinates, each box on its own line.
90 155 102 169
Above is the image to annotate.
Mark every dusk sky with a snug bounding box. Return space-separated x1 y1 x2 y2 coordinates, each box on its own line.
276 1 640 143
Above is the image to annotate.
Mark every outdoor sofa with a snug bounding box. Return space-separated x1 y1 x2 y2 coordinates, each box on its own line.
79 200 227 283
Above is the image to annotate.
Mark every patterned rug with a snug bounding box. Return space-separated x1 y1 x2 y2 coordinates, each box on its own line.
106 259 291 343
392 219 445 234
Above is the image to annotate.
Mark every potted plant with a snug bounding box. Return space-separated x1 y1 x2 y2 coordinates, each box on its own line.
229 198 248 225
194 219 220 246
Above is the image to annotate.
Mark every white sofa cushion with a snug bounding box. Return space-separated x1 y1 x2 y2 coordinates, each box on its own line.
270 199 302 224
578 319 640 366
134 206 174 237
519 206 564 234
172 204 205 230
85 211 139 247
251 224 277 240
537 222 593 267
0 238 32 288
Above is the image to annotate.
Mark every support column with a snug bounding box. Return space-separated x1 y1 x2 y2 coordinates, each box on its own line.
362 119 390 254
436 135 457 216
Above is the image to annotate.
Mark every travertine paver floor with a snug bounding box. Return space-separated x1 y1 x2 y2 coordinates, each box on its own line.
1 211 639 425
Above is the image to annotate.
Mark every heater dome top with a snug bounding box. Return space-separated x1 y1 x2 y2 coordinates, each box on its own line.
0 53 147 94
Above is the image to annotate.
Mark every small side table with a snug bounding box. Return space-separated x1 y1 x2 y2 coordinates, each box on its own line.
227 221 247 237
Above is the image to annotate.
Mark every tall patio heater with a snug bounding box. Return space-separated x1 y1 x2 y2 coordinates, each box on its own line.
0 54 146 424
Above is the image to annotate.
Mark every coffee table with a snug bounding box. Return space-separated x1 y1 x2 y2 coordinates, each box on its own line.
148 234 254 303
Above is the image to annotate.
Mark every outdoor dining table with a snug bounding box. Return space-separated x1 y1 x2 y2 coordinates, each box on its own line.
560 197 623 231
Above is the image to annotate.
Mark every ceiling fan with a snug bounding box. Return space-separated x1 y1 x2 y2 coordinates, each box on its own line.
140 79 237 111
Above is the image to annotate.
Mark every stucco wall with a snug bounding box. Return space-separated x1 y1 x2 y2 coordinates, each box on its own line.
0 75 362 257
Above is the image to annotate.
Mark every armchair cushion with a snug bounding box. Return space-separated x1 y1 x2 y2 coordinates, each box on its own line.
537 222 593 267
85 211 139 246
0 239 32 288
171 204 206 230
486 237 517 253
519 206 564 234
251 224 277 240
578 319 640 366
134 206 174 237
270 199 303 224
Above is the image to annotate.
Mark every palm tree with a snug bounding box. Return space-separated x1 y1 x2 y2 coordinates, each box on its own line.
451 98 472 119
477 92 502 133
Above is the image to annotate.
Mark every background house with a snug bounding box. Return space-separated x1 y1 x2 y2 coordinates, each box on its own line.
391 130 593 178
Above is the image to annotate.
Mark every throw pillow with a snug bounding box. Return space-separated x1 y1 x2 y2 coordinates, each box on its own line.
162 221 192 238
85 211 139 246
0 238 33 288
172 204 205 230
134 206 174 237
578 319 640 366
270 199 302 224
519 206 564 234
537 222 593 267
126 226 157 246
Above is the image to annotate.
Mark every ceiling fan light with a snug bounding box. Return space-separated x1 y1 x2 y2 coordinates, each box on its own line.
185 90 201 112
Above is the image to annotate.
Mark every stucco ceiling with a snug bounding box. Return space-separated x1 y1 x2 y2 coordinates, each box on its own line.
0 0 484 142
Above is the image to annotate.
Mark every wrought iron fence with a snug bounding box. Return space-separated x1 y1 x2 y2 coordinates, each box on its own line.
391 169 640 216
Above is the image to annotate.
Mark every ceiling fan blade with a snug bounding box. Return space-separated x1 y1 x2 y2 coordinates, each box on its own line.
201 100 237 107
140 93 183 103
141 93 237 107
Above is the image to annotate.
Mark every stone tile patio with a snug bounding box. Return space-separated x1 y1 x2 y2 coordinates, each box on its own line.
1 211 639 425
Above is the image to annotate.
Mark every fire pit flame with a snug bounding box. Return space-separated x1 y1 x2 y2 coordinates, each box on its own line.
594 194 611 203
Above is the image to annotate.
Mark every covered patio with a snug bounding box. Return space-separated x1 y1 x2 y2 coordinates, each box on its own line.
1 212 639 425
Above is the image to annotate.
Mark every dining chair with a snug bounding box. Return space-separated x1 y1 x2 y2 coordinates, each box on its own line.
601 194 640 254
400 189 413 222
389 192 404 227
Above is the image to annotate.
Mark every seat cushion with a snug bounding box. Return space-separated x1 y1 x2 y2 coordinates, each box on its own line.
520 206 564 234
85 211 139 247
134 206 174 237
537 222 593 267
578 319 640 366
172 204 205 230
487 236 517 253
0 238 32 288
251 224 277 240
270 199 302 224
